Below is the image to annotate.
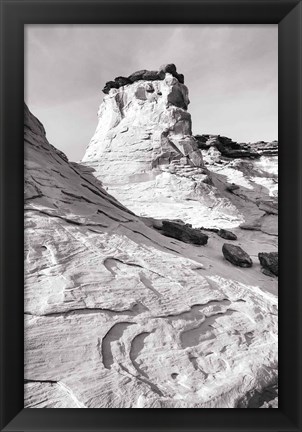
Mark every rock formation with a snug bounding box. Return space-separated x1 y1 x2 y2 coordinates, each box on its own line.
82 65 244 229
24 101 278 408
83 65 278 239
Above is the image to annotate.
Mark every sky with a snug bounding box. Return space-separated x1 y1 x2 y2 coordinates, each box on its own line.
25 25 278 162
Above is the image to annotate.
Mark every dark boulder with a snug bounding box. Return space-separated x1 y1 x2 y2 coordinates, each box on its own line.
114 76 132 87
159 63 177 75
175 73 184 84
226 183 240 192
128 70 148 82
160 220 208 245
143 70 165 81
222 243 253 267
258 252 278 276
102 80 119 94
218 229 237 240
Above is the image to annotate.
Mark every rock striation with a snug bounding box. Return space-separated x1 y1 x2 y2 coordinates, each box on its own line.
24 103 278 408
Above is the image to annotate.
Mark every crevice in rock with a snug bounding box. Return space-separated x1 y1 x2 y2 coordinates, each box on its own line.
101 322 135 369
119 363 165 397
155 299 231 320
180 308 238 349
24 302 145 318
103 257 143 276
24 378 57 384
139 273 162 297
25 207 108 228
130 229 180 254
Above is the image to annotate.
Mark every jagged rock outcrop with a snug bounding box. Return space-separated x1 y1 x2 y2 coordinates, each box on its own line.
83 66 278 239
195 134 260 159
195 134 278 159
83 66 246 229
24 104 278 408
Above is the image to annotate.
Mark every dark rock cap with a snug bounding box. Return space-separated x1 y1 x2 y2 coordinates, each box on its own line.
102 64 185 94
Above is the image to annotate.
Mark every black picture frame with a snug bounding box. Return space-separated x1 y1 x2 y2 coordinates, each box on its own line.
0 0 301 430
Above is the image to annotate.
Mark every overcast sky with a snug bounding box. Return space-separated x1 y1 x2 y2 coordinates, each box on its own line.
25 25 277 162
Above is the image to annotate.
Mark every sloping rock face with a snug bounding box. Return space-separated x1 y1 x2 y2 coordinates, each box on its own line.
83 66 243 229
25 104 278 408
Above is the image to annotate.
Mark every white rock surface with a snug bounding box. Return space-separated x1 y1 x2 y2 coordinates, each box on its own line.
83 73 243 228
24 103 278 408
83 72 277 233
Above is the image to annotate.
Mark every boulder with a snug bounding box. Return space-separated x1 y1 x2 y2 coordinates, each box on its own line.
222 243 253 267
218 229 237 240
102 80 119 94
258 252 278 276
114 76 132 87
175 73 184 84
159 63 177 74
226 183 240 192
160 220 208 245
142 70 165 81
128 69 148 82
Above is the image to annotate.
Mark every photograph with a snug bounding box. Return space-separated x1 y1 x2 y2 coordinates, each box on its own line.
24 24 278 408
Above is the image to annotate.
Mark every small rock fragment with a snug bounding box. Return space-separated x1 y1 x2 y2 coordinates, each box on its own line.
218 229 237 240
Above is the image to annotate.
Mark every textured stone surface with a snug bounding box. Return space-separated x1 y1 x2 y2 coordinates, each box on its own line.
24 104 278 408
159 220 208 245
222 244 253 268
84 67 278 236
258 252 278 276
83 68 248 229
218 229 237 241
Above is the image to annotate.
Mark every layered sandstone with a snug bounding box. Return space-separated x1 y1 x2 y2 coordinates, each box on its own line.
24 104 278 408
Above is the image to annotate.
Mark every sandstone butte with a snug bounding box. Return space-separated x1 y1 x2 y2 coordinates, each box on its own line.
24 64 278 408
